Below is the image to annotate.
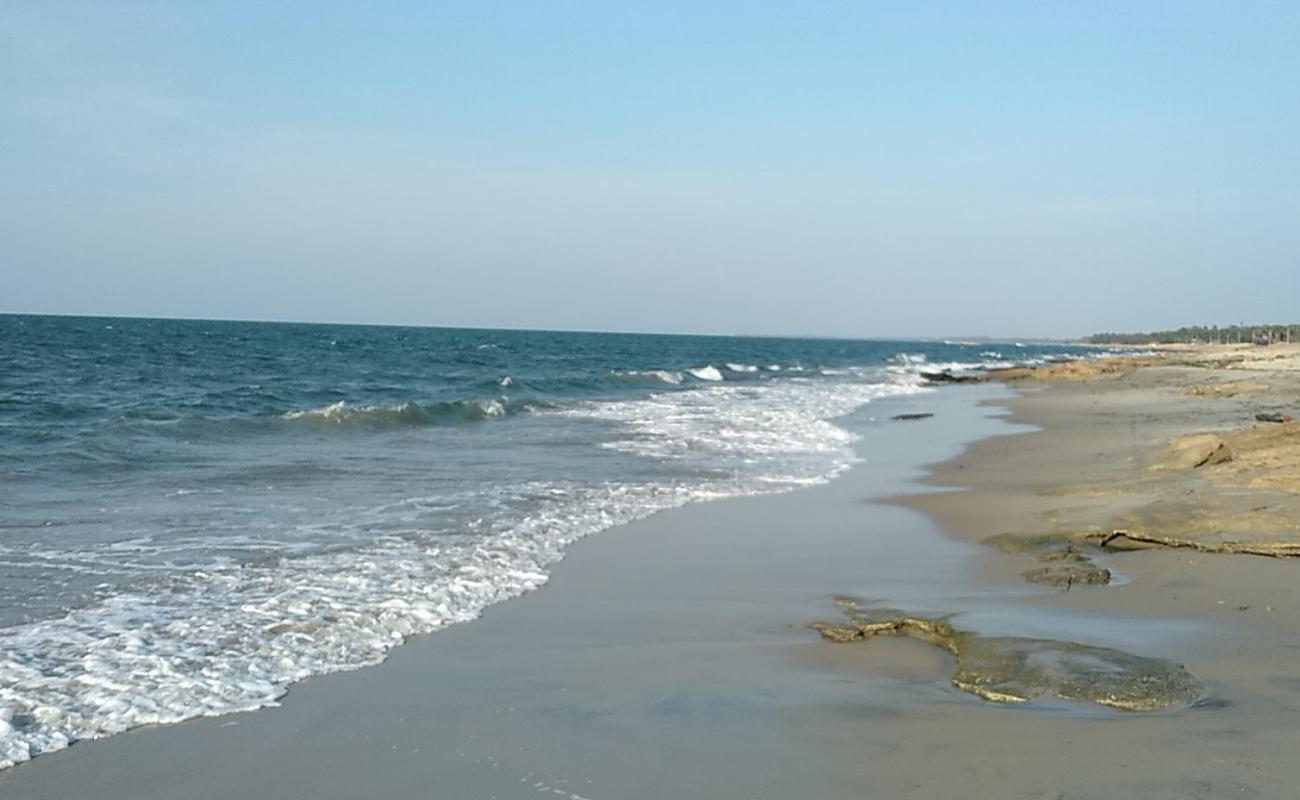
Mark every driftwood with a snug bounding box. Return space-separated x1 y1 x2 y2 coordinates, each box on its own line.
891 413 935 421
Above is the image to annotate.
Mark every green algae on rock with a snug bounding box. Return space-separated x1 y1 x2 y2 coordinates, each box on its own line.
812 598 1202 711
951 636 1202 711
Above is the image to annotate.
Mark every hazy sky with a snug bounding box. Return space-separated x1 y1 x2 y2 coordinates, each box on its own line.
3 2 1298 338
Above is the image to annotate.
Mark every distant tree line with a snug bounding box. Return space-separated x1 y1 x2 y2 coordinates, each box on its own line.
1086 325 1299 345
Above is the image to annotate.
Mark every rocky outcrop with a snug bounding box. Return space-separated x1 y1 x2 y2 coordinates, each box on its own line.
1093 530 1300 557
989 529 1300 561
1019 559 1112 589
1153 422 1300 491
1151 433 1233 470
920 371 985 384
983 533 1112 589
812 597 1202 711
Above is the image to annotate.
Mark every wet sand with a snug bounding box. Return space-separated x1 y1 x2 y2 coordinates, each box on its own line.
5 351 1300 798
898 345 1300 797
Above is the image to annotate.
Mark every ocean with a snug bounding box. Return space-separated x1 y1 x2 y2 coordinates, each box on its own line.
0 314 1096 768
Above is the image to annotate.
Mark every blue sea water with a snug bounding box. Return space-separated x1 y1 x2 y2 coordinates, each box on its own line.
0 314 1097 767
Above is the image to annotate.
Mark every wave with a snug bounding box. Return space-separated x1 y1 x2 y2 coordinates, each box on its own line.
281 398 511 427
38 362 848 450
12 337 1097 769
687 365 724 381
554 366 929 481
615 369 684 385
0 480 724 770
0 353 929 769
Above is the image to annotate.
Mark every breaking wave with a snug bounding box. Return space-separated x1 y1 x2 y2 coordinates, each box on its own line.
0 318 1101 771
281 398 512 427
687 365 724 381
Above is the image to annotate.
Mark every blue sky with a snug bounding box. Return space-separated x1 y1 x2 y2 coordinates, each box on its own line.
3 2 1297 337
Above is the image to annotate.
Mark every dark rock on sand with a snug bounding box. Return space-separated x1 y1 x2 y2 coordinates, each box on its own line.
920 370 985 384
1020 561 1111 589
1255 412 1293 423
983 533 1112 589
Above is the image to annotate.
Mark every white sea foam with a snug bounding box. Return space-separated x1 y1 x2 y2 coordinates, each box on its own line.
725 363 758 373
0 361 933 770
282 400 439 423
556 367 927 486
687 365 724 381
0 480 730 770
619 369 684 385
281 398 505 425
282 400 353 421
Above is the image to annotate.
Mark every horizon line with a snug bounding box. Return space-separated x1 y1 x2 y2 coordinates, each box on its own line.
0 310 1084 345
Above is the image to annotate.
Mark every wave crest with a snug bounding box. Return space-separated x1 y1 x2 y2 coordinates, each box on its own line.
687 365 724 381
615 369 684 385
282 398 509 427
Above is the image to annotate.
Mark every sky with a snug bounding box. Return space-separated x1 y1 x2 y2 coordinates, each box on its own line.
2 2 1298 339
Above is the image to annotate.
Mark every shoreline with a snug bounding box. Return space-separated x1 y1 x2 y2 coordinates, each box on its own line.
0 383 1069 799
5 348 1299 796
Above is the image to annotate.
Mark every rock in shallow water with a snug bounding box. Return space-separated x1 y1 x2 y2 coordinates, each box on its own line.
983 533 1113 589
1019 560 1112 589
952 636 1202 711
812 598 1202 711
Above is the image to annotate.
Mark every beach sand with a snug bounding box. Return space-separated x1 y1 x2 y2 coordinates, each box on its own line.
5 347 1300 798
897 344 1300 796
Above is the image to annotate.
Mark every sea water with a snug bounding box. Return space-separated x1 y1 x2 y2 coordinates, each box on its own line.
0 315 1097 768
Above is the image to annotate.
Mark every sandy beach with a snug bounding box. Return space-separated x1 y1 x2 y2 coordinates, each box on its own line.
8 4 1297 797
5 346 1300 798
896 344 1300 796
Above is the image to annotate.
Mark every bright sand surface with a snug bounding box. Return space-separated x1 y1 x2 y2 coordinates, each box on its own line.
5 348 1300 798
